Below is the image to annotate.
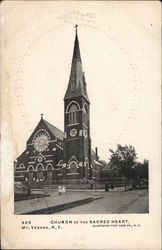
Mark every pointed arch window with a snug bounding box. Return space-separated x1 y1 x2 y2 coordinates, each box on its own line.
83 103 88 114
69 161 78 173
28 166 34 182
47 164 53 180
37 164 44 180
68 103 79 125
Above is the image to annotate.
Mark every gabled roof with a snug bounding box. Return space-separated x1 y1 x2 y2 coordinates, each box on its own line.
27 117 64 144
102 161 116 172
91 149 96 158
43 119 64 141
93 159 103 166
17 149 27 161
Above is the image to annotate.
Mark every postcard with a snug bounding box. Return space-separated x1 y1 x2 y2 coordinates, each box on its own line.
1 1 161 249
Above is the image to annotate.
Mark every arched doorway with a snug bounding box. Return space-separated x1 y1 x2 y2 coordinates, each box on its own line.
37 164 44 180
28 166 34 182
47 165 53 180
69 161 78 173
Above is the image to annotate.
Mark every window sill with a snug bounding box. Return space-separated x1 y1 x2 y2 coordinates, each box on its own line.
67 173 79 175
67 123 79 126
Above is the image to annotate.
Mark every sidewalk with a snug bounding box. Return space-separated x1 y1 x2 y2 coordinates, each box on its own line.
14 191 102 214
31 186 126 194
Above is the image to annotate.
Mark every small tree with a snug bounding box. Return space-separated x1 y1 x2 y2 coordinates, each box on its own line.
135 161 148 180
109 144 137 190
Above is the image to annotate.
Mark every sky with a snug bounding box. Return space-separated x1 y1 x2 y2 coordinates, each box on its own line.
3 1 160 162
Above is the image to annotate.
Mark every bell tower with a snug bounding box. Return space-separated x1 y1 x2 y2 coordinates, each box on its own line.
63 25 91 180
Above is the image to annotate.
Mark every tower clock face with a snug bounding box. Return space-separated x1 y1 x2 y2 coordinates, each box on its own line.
70 129 77 137
34 133 49 152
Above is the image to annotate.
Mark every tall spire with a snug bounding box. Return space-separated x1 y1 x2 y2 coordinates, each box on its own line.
72 24 81 62
64 25 89 103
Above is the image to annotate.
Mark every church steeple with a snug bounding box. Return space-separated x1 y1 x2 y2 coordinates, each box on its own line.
64 25 89 103
72 25 81 63
63 26 91 180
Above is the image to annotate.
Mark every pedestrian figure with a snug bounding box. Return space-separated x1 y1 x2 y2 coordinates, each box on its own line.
105 183 109 192
62 186 66 193
58 185 62 195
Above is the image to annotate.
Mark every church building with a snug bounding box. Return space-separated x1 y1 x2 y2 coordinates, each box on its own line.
14 26 103 185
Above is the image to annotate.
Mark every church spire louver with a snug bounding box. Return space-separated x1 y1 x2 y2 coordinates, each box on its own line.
64 25 89 103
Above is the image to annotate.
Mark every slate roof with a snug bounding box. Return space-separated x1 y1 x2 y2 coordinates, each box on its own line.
93 159 103 166
17 149 27 161
43 119 64 141
91 149 96 158
102 161 116 172
91 149 104 168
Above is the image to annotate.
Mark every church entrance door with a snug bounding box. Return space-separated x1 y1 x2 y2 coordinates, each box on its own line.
47 165 53 180
37 165 44 180
29 167 34 182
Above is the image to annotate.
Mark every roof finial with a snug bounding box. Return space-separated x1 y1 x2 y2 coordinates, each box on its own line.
75 24 78 33
41 113 43 120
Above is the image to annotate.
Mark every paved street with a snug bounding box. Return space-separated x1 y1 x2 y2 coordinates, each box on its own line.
14 191 101 214
57 189 149 214
15 189 148 214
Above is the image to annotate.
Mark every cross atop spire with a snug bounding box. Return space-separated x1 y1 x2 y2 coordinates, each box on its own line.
75 24 78 33
41 113 43 120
